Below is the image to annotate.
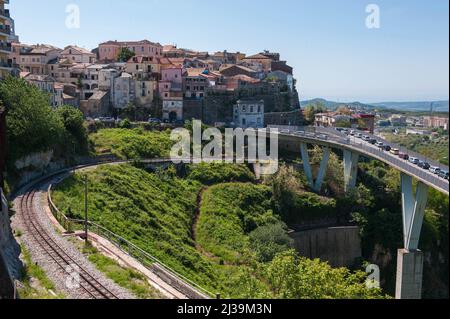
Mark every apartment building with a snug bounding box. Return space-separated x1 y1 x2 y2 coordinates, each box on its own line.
0 0 13 79
15 43 61 75
423 116 449 131
98 40 163 62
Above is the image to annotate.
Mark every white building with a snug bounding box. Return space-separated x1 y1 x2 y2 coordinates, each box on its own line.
233 99 264 128
60 45 96 64
112 72 135 109
162 97 183 121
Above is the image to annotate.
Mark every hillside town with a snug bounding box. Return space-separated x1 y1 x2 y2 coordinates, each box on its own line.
2 1 449 134
4 11 304 129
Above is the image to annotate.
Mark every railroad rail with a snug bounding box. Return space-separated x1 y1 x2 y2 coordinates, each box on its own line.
18 180 120 299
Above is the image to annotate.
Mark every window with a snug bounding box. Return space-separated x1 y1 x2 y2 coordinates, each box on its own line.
242 105 246 112
257 105 261 113
250 106 254 113
242 118 246 126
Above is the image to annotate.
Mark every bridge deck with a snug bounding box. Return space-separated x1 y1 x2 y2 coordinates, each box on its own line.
270 126 449 195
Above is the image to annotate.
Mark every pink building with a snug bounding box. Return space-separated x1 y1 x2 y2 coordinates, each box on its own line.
161 66 183 84
98 40 163 62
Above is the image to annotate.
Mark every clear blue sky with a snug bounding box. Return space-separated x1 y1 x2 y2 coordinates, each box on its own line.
10 0 449 103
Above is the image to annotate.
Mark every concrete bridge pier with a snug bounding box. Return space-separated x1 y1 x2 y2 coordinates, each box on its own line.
300 143 330 192
396 173 429 299
343 150 359 192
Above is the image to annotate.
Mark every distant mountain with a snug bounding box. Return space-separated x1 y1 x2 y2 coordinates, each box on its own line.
371 101 449 112
300 98 376 111
300 98 449 113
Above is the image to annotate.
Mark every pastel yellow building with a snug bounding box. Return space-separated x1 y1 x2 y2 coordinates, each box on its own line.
0 0 12 79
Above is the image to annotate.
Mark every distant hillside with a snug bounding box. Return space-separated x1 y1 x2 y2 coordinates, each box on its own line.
300 98 376 111
300 98 449 113
371 101 449 112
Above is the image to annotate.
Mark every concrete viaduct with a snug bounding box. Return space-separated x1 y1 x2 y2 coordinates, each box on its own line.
265 125 449 299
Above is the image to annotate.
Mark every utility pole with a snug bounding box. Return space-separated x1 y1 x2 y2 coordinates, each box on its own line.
84 174 88 244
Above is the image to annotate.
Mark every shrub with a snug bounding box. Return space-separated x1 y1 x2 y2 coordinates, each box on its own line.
249 222 293 262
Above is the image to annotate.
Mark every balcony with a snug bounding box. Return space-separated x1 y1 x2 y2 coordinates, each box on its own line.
0 60 16 69
0 25 11 35
0 9 10 19
0 42 11 53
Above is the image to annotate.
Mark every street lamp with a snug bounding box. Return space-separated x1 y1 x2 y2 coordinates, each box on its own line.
83 174 88 245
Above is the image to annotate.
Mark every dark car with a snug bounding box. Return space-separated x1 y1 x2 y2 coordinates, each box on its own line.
369 139 377 145
383 145 392 152
418 161 430 170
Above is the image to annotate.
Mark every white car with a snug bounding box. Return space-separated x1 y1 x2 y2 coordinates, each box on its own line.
430 167 441 174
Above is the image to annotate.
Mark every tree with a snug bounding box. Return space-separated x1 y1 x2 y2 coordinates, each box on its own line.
121 102 137 121
55 105 88 153
336 105 352 115
303 102 326 124
265 250 388 299
0 77 65 162
117 47 135 62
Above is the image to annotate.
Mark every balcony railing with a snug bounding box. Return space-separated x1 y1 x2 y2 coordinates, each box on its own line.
0 9 10 18
0 42 11 52
0 25 11 35
0 61 12 68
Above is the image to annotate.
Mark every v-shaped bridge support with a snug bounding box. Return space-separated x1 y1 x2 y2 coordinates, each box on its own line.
396 173 429 300
401 173 429 251
300 143 330 192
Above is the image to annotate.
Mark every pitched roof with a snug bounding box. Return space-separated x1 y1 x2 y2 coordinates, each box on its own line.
243 53 272 60
220 64 257 74
62 45 95 55
185 68 207 77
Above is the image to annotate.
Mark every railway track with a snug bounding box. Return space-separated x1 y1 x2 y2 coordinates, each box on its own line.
18 182 120 299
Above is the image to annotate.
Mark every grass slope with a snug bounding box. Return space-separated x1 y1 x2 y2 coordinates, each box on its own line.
89 128 173 159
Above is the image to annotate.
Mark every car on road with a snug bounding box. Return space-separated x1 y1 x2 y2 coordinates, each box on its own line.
355 133 363 138
382 145 392 152
349 130 356 136
409 157 420 165
362 135 371 142
399 152 409 160
390 148 400 155
376 141 384 148
148 118 162 124
418 161 430 170
438 170 449 180
369 139 377 145
430 167 441 174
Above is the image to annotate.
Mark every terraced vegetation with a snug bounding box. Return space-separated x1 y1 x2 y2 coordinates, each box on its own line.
52 161 387 299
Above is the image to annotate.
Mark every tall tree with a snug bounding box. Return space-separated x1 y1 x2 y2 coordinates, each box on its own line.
117 47 135 62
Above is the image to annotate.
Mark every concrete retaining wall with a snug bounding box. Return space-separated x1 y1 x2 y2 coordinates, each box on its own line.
290 226 362 268
0 187 17 299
